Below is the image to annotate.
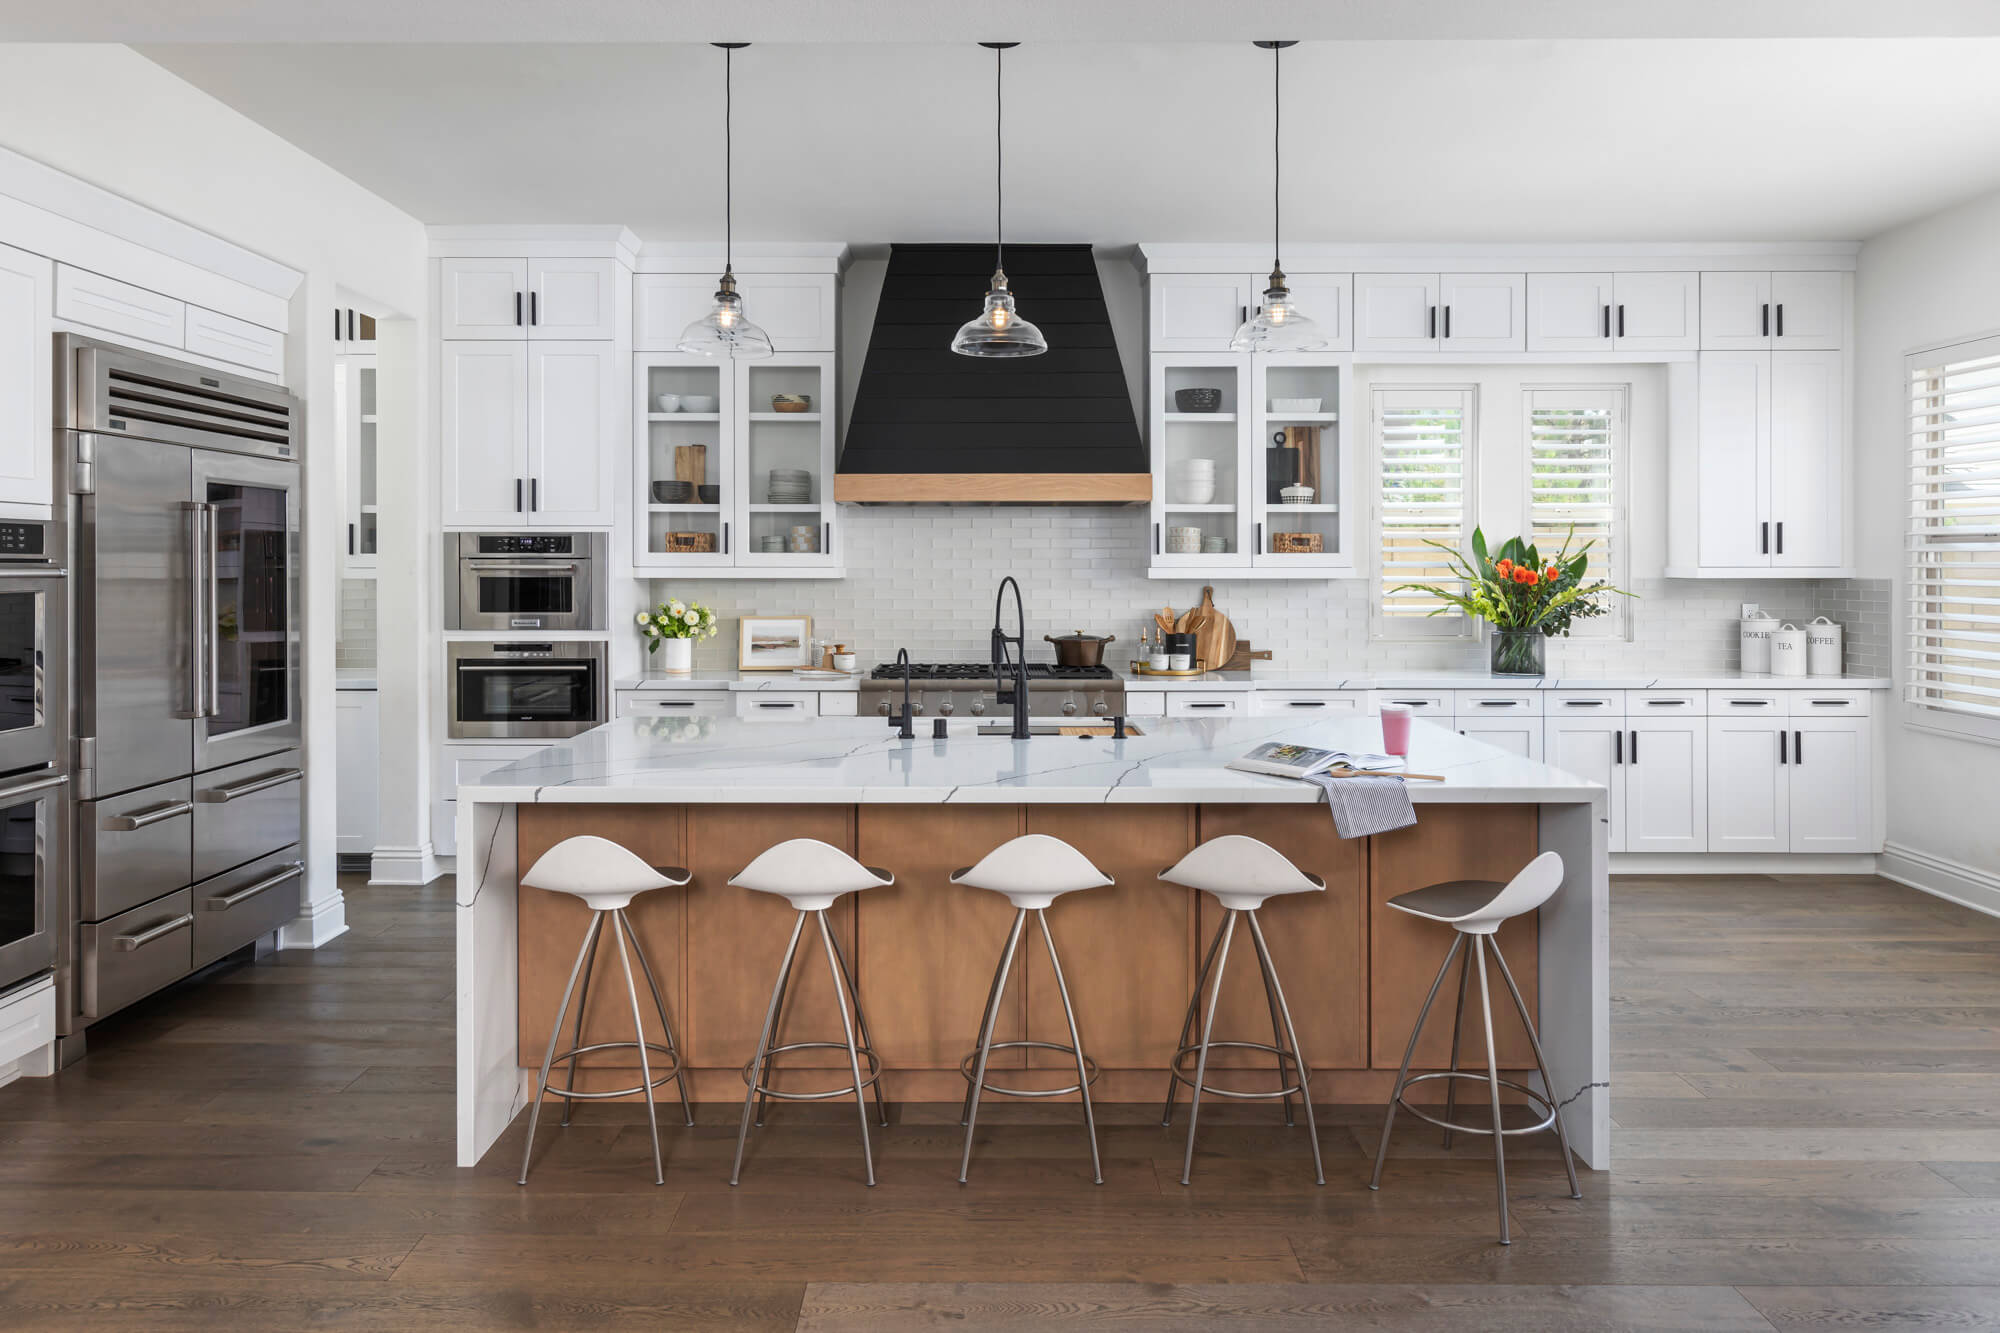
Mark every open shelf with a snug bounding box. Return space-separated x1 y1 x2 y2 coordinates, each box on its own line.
647 412 722 422
1269 503 1339 513
746 412 822 423
1265 412 1339 424
1163 412 1236 424
1162 503 1236 513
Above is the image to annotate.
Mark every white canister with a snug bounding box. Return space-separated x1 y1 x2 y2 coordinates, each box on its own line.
1769 622 1808 677
1805 615 1843 676
1739 610 1778 673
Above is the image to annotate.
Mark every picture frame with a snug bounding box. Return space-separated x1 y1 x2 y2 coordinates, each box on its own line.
738 614 814 671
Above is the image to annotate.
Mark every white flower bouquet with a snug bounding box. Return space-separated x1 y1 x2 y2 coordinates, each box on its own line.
636 597 720 652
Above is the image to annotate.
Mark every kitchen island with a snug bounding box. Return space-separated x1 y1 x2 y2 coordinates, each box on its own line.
455 715 1608 1170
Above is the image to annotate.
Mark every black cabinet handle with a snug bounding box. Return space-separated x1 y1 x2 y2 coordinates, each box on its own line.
333 309 342 340
347 523 355 555
1154 522 1161 556
1761 521 1769 555
515 478 524 513
1443 305 1452 339
1775 522 1783 555
515 292 523 326
1614 730 1622 764
531 478 539 512
1779 730 1787 764
1761 302 1769 337
1256 522 1264 552
1617 304 1626 338
1602 305 1610 338
1239 305 1248 327
1776 303 1784 337
1566 699 1605 707
1428 305 1437 339
530 291 539 326
822 522 830 556
722 522 729 555
1630 730 1639 763
349 309 357 341
1794 730 1802 763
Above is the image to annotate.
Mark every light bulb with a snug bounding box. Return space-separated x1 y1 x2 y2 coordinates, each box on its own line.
716 307 738 329
1265 300 1291 325
990 307 1010 330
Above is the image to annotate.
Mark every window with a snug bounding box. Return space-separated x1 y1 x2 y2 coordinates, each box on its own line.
1375 388 1474 634
1908 336 2000 740
1526 388 1626 637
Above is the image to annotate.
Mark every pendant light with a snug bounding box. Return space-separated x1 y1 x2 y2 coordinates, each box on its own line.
679 42 773 359
1230 40 1327 353
951 42 1047 358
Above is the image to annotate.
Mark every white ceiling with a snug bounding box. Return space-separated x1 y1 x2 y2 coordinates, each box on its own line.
128 37 2000 245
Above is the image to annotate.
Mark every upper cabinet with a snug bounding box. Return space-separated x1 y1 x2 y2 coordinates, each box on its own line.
1699 271 1844 350
440 339 617 529
0 242 52 515
440 257 619 340
1145 272 1350 352
53 264 284 377
633 271 836 352
1689 349 1845 573
1353 273 1525 352
1525 272 1698 352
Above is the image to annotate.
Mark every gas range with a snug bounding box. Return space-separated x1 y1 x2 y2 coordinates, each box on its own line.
859 662 1125 721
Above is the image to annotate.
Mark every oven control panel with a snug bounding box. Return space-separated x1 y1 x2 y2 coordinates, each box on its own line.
475 534 574 555
490 643 556 658
0 521 48 561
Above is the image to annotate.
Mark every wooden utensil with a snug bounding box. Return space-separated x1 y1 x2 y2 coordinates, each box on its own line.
1325 767 1446 782
1155 606 1177 637
1176 586 1236 672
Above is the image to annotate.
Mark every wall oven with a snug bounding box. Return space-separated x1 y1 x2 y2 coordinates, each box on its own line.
0 532 62 780
446 641 607 740
0 769 65 996
445 532 605 632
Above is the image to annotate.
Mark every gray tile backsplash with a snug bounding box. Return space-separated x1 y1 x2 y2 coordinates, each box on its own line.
337 577 377 670
645 507 1891 677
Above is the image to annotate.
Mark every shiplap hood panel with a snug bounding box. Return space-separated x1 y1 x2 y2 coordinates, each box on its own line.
835 243 1149 503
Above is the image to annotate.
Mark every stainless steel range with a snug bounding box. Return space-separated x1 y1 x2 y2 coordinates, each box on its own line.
859 662 1125 722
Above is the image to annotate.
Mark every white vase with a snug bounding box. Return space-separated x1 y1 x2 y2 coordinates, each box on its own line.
658 637 693 674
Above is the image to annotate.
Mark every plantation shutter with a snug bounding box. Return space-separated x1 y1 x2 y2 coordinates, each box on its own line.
1527 389 1624 635
1376 389 1473 628
1908 337 2000 725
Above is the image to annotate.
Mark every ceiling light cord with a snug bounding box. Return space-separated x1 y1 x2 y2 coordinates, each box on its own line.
725 44 734 274
1272 42 1281 273
995 43 1004 273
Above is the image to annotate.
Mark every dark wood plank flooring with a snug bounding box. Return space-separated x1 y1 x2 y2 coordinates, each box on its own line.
0 873 1993 1329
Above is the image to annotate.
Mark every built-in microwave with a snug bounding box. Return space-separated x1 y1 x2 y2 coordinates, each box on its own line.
444 532 605 633
446 641 608 740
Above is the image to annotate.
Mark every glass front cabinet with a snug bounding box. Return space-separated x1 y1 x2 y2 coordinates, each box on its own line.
1147 351 1356 577
632 351 841 574
336 352 378 576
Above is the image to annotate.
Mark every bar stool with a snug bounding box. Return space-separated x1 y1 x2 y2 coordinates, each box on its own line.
1369 850 1581 1245
517 836 692 1187
952 834 1114 1186
1158 835 1326 1187
728 839 894 1187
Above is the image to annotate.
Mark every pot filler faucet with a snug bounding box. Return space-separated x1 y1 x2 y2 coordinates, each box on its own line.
991 576 1033 740
890 647 917 739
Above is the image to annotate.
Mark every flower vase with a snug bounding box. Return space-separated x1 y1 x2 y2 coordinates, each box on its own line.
1489 627 1545 677
658 636 693 675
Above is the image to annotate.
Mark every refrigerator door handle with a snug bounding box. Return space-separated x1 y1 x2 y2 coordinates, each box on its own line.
180 501 207 720
203 501 220 719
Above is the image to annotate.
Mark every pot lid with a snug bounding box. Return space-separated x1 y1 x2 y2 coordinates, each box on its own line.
1047 630 1113 643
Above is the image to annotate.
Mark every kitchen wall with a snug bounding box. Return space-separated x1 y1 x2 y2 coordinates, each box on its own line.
337 579 377 670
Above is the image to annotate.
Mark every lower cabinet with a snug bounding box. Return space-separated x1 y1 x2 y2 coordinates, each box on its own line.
1622 718 1708 853
1787 717 1873 853
1543 714 1626 852
1456 718 1543 761
336 690 379 857
1706 716 1789 853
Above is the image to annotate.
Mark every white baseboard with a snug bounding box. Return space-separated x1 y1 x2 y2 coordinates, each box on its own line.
369 842 445 886
278 892 349 949
1612 853 1879 876
1878 841 2000 920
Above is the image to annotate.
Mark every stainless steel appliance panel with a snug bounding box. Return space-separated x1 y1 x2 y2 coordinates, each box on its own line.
446 532 605 632
191 450 300 774
76 777 193 921
0 561 63 778
69 433 193 798
446 641 606 740
0 771 65 994
191 845 301 969
79 887 191 1019
61 335 297 461
192 749 301 881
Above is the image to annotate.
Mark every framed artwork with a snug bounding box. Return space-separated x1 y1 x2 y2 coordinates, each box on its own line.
738 614 814 670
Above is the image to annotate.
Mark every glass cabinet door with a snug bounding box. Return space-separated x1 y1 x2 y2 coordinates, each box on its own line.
1253 355 1353 571
635 355 733 568
1150 354 1252 569
207 478 292 737
734 354 837 569
337 355 378 572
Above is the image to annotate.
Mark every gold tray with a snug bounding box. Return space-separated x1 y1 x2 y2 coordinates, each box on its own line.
1130 661 1212 677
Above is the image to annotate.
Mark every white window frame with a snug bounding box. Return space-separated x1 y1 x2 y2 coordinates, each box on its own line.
1905 332 2000 747
1522 384 1630 640
1372 384 1478 640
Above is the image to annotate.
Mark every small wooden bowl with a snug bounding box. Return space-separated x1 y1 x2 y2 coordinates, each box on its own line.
771 394 812 413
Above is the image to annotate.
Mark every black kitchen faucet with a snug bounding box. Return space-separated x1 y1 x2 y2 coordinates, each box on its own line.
991 576 1032 740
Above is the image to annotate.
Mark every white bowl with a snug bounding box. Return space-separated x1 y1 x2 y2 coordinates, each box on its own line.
681 395 719 413
655 393 682 413
1174 483 1217 506
1281 484 1316 504
1269 397 1322 414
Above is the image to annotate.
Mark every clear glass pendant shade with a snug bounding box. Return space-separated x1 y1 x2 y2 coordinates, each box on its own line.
951 271 1047 358
677 274 773 359
1230 273 1327 352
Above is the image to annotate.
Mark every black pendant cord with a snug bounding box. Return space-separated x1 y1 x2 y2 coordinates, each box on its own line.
995 43 1005 274
725 44 734 274
1271 42 1281 274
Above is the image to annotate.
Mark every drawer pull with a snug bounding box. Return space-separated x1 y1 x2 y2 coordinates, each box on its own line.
1287 700 1326 708
114 913 193 951
1809 699 1847 706
1645 699 1685 707
1187 702 1228 710
1476 700 1519 708
1388 699 1432 707
652 701 698 709
207 862 304 912
756 701 800 710
197 768 303 803
1727 699 1771 707
1564 700 1605 707
102 800 193 832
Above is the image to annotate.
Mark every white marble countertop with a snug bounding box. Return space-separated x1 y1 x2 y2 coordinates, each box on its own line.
463 714 1603 806
615 669 863 692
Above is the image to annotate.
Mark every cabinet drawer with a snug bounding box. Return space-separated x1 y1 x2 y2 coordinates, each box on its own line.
1252 690 1366 717
1373 691 1451 714
77 778 193 922
817 692 859 718
1627 690 1703 714
735 693 816 720
1453 690 1544 717
192 847 303 969
1124 690 1166 717
1547 690 1622 714
55 266 184 347
192 752 301 882
184 305 286 375
616 689 729 719
1167 693 1249 717
1708 689 1785 715
0 977 54 1069
80 889 192 1019
1787 690 1871 717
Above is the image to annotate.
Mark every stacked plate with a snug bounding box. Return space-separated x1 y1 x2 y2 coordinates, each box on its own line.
1172 458 1217 506
757 535 786 553
768 468 813 505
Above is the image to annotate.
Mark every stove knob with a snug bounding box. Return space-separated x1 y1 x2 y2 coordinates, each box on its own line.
1092 694 1110 716
938 698 955 716
876 700 892 716
910 697 925 716
1061 695 1080 717
970 695 987 716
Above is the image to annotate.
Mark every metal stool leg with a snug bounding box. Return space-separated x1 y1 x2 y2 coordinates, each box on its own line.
559 911 603 1128
1370 932 1466 1191
816 909 875 1187
618 909 694 1129
826 919 890 1129
1161 916 1228 1129
961 911 1020 1128
609 910 665 1186
1252 917 1297 1128
960 908 1027 1183
731 910 807 1186
518 912 603 1185
1247 911 1323 1186
1472 934 1510 1244
1180 910 1238 1186
755 934 804 1129
1441 941 1472 1149
1037 907 1102 1186
1488 935 1583 1200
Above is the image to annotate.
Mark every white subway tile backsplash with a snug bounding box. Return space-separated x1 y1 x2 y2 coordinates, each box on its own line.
337 578 377 670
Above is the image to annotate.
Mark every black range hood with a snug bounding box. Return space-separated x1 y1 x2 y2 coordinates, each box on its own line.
836 243 1150 503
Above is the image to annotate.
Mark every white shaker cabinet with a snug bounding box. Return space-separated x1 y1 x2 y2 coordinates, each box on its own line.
1693 349 1844 573
1767 350 1844 568
1353 274 1441 352
1544 713 1626 852
1354 273 1524 352
0 243 52 514
1700 271 1843 350
1622 717 1707 854
1147 274 1261 352
1706 716 1789 853
439 258 528 339
1526 272 1698 352
1787 716 1873 853
440 339 616 529
1457 717 1543 761
525 342 617 526
441 257 619 340
336 690 380 857
439 341 529 528
634 271 837 352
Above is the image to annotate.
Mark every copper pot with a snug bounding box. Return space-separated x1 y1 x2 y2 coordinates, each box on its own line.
1044 631 1116 668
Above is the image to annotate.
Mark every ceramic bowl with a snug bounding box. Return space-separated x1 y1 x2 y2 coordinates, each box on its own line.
652 480 693 503
655 393 681 413
1280 484 1316 505
681 395 719 414
697 484 721 504
771 393 812 412
1173 387 1223 413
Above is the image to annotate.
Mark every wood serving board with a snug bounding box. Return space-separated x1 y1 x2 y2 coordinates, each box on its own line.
1176 585 1237 671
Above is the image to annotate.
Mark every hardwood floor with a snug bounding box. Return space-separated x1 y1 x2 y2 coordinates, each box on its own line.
0 872 1995 1329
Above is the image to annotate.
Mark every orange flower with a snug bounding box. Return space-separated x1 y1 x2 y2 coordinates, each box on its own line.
1544 564 1561 581
1516 567 1539 585
1495 558 1514 577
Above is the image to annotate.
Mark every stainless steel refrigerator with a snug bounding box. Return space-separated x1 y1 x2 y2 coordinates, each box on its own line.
54 336 304 1051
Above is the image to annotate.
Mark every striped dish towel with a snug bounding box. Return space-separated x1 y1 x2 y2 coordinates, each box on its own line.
1304 771 1417 839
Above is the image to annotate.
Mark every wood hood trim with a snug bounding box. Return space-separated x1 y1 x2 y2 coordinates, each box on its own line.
834 473 1152 504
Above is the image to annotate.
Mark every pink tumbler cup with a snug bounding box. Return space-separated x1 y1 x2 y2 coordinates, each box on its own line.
1379 703 1413 756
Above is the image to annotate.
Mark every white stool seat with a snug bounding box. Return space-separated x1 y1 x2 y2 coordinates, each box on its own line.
1159 834 1325 911
1386 851 1563 935
522 835 689 911
950 833 1114 909
728 838 894 911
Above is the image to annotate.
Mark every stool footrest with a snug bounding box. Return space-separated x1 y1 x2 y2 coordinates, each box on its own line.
958 1040 1099 1099
540 1041 684 1101
1393 1071 1558 1137
1168 1041 1310 1101
741 1040 883 1103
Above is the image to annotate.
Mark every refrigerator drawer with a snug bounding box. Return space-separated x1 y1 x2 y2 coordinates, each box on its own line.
193 750 301 881
192 847 302 969
80 888 192 1019
78 778 194 922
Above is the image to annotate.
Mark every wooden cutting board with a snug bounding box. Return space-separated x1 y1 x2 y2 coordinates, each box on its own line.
1176 585 1237 672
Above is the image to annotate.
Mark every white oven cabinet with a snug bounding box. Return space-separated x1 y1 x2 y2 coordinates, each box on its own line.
1692 349 1844 574
1700 271 1844 351
441 340 616 529
525 342 616 527
0 243 52 515
1621 717 1707 854
1526 272 1698 352
441 258 618 341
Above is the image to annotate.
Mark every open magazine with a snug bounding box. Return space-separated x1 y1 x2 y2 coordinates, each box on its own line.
1226 741 1406 780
